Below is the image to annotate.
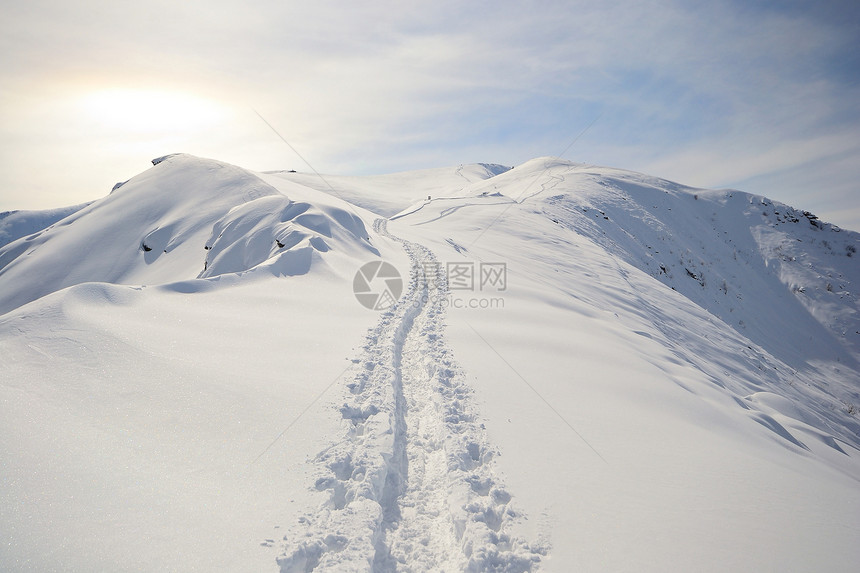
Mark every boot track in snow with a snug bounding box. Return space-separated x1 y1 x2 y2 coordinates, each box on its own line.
278 219 544 572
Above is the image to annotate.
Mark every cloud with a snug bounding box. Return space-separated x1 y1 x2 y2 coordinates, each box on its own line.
1 0 858 230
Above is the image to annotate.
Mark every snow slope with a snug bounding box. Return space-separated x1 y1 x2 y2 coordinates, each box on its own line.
0 155 394 571
1 155 858 572
0 154 377 315
268 163 511 218
386 159 860 570
0 203 92 249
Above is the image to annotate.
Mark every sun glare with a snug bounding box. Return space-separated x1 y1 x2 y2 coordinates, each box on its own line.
80 89 227 133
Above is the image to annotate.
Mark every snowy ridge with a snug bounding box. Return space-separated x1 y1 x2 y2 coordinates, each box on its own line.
525 163 860 453
278 219 543 572
532 164 860 363
0 155 377 315
405 157 860 459
269 163 511 218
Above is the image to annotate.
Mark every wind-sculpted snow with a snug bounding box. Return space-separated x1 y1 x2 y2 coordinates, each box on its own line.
278 219 544 572
199 194 374 279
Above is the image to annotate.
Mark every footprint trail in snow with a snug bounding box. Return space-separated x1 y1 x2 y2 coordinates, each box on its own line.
278 219 544 572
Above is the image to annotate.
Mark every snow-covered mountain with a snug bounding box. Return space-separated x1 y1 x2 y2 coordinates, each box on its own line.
1 154 858 572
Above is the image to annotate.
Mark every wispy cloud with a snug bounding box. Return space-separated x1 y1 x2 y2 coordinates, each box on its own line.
1 0 858 228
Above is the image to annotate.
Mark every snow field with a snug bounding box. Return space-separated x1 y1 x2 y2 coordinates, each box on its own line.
1 154 858 571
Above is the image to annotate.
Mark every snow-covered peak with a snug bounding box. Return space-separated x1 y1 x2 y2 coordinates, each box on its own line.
0 154 377 315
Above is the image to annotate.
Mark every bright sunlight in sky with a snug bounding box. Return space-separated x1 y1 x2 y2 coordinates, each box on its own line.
1 0 859 229
79 90 228 135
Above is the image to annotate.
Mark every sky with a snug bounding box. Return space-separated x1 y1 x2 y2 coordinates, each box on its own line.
2 0 859 230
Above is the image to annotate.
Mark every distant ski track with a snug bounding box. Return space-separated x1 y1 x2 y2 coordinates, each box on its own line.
469 162 569 249
278 219 544 572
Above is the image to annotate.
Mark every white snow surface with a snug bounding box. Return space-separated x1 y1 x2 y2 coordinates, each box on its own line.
0 203 92 249
1 155 858 572
270 163 511 218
